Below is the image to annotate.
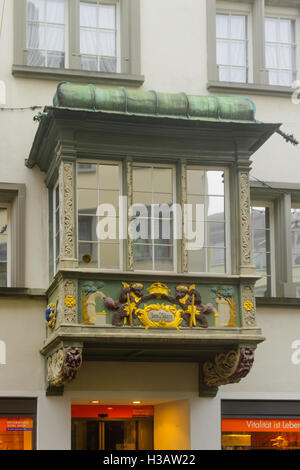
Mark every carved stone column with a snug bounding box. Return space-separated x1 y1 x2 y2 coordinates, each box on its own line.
58 161 78 269
127 159 134 271
239 171 254 275
56 278 78 325
181 162 188 273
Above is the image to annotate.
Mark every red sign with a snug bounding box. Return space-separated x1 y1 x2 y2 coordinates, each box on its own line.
222 419 300 433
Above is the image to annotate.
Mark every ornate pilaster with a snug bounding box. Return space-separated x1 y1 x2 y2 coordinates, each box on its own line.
199 347 255 396
57 278 78 324
239 172 253 274
58 161 78 269
127 160 134 271
46 346 82 391
181 162 188 273
240 281 257 327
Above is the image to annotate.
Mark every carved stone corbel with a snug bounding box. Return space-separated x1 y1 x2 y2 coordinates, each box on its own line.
46 346 82 392
199 347 255 396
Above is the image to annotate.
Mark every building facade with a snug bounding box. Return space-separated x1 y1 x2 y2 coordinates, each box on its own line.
0 0 300 451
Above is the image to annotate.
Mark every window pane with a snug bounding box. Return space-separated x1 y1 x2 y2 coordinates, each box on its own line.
80 28 97 54
27 0 46 21
79 242 98 267
99 4 116 29
280 45 292 69
81 55 98 71
231 15 246 40
206 171 224 196
219 66 230 82
78 189 98 215
47 52 64 68
0 263 7 287
99 165 119 190
216 14 229 38
153 193 173 205
153 168 172 194
99 57 117 72
99 190 119 211
188 249 206 273
133 192 152 206
133 167 152 192
280 19 293 43
27 50 46 66
46 0 65 23
47 24 65 51
133 244 153 270
231 67 247 83
207 248 225 273
278 70 293 86
80 1 97 27
98 30 116 56
100 243 119 269
77 163 98 188
187 169 205 195
207 222 225 247
217 39 230 65
154 245 173 271
265 17 277 42
207 196 225 221
231 41 246 66
266 44 278 68
78 216 98 242
187 195 205 220
251 207 266 229
27 22 46 49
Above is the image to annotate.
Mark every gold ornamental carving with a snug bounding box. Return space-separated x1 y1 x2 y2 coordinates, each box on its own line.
136 303 183 331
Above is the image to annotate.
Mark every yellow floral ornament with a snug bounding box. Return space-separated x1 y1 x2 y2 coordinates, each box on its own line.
65 295 76 308
243 301 254 312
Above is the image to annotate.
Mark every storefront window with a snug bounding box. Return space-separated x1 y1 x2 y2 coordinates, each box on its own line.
0 417 34 450
222 418 300 450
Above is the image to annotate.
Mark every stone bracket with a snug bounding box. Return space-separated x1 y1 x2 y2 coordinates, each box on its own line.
45 343 83 396
199 347 255 397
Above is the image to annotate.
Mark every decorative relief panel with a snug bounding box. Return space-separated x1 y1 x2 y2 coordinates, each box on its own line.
77 280 241 329
240 283 256 327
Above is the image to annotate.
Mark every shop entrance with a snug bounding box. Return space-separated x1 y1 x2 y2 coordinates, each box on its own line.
72 418 153 450
71 404 154 450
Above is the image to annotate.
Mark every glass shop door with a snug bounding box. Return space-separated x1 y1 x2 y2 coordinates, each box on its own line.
72 418 153 450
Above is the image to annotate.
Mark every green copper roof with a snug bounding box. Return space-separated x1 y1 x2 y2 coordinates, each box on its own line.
53 82 258 123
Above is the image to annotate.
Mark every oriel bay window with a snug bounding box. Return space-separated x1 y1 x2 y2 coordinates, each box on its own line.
74 161 230 274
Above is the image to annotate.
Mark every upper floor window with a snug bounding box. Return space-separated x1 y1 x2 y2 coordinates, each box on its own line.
14 0 142 81
80 1 118 73
26 0 66 68
216 13 248 83
0 206 9 287
265 17 296 86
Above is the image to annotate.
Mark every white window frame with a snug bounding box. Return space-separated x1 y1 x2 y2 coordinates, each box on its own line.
186 165 231 276
0 203 11 288
131 162 177 274
250 201 276 297
216 1 253 83
76 159 123 272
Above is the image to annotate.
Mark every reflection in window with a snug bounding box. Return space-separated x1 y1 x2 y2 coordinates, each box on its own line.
216 13 248 83
186 169 226 274
291 207 300 298
80 1 117 73
77 162 121 270
251 206 272 297
0 207 8 287
265 17 296 86
132 166 175 272
26 0 65 68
